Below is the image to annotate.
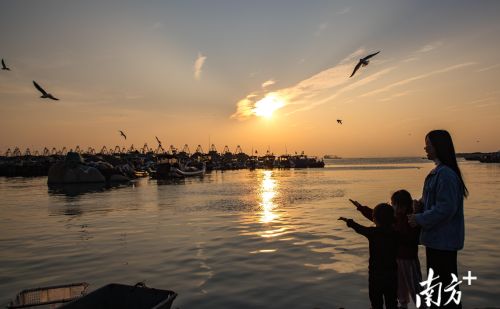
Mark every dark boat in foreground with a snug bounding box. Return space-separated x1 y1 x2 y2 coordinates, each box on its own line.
8 282 177 309
60 283 177 309
7 282 89 308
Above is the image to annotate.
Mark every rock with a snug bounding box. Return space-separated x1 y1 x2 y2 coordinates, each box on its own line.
47 152 105 184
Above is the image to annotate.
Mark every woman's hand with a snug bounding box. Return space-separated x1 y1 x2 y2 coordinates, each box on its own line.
408 214 418 227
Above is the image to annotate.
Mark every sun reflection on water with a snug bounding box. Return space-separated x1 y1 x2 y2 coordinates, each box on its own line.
260 170 278 223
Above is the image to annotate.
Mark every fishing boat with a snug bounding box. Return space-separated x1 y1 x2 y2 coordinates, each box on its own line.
60 283 177 309
172 163 206 177
7 282 89 308
323 154 342 159
154 155 205 178
276 155 294 168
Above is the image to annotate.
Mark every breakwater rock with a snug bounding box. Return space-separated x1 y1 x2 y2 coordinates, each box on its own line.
48 152 105 184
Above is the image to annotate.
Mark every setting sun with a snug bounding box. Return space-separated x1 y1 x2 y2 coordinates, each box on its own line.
253 93 285 119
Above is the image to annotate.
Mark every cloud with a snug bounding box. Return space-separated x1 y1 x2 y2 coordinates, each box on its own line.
359 62 475 98
378 90 412 102
231 48 391 120
402 57 419 63
261 79 276 88
151 22 164 30
231 94 258 120
124 93 144 100
476 64 500 72
314 22 328 37
474 101 499 108
337 7 351 15
417 41 443 53
194 52 207 80
286 66 396 115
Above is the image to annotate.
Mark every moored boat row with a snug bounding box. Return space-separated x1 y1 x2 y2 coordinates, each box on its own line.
1 145 325 178
458 151 500 163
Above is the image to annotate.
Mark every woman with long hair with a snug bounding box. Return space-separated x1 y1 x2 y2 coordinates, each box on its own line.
408 129 467 309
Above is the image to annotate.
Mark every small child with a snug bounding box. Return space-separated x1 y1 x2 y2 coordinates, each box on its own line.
391 190 422 309
350 190 422 309
339 203 398 309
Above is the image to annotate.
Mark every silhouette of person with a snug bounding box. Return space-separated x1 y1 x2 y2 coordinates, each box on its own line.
408 130 467 309
340 203 398 309
351 190 422 309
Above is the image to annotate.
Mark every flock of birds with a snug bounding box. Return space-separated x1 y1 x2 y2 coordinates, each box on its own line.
2 50 380 139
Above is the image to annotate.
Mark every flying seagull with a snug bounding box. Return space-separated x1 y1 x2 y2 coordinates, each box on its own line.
33 81 59 100
1 59 10 71
155 136 162 146
337 119 343 124
350 51 380 78
119 130 127 140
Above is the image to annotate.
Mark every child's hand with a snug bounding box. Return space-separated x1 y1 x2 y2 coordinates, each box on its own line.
413 199 423 213
338 217 354 228
349 199 362 209
408 214 418 227
338 217 353 227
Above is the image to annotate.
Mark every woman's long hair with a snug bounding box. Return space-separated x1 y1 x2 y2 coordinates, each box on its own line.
427 130 469 197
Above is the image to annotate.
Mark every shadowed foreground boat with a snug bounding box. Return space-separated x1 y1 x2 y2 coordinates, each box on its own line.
60 283 177 309
7 282 89 308
8 283 177 309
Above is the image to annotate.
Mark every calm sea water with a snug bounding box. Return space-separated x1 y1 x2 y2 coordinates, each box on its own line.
1 158 499 308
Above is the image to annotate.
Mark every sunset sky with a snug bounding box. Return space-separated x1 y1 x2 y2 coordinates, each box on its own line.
1 0 499 157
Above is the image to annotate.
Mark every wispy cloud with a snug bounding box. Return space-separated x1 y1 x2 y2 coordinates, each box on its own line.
402 57 418 63
337 7 351 15
400 41 443 63
417 41 443 53
466 97 494 105
231 49 391 120
286 66 396 115
378 90 412 102
151 22 164 30
476 64 500 72
124 93 144 100
474 101 499 108
261 79 276 88
444 95 498 111
233 50 470 120
249 71 259 78
315 22 328 37
194 52 207 80
359 62 475 98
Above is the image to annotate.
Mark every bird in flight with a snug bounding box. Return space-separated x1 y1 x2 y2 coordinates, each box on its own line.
337 119 343 124
1 59 10 71
33 81 59 100
350 51 380 78
119 130 127 140
155 136 162 146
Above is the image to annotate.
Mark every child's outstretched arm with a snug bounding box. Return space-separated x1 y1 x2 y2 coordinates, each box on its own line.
349 199 374 222
338 217 372 238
